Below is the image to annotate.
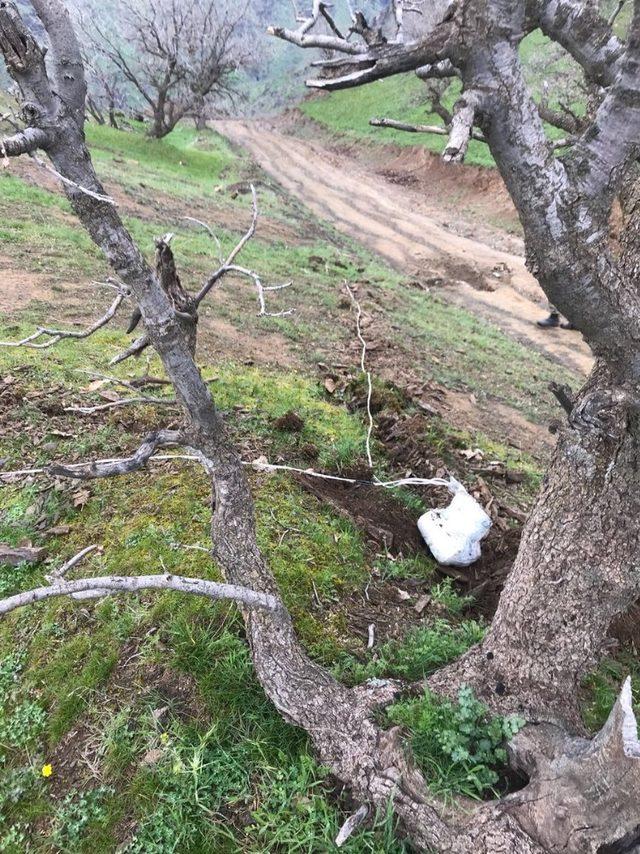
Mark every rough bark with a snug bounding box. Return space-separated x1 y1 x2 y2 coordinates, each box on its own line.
430 361 640 724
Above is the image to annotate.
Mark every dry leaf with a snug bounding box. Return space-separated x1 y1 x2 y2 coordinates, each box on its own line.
73 489 91 508
324 377 336 394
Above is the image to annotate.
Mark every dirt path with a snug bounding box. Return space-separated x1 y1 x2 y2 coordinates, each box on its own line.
216 120 592 377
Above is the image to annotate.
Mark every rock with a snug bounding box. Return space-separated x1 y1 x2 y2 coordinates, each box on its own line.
0 544 47 567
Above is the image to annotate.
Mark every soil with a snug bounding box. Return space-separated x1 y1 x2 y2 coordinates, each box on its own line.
216 118 593 378
0 255 58 312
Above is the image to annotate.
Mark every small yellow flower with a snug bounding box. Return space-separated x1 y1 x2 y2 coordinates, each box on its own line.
159 733 169 745
41 764 53 778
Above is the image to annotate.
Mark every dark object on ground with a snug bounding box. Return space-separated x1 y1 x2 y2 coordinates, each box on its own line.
537 312 560 328
274 410 305 432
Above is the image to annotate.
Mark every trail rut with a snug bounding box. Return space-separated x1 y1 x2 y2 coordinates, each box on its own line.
216 120 592 377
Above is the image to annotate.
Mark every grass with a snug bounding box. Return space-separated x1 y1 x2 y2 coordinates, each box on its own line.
301 75 495 168
0 116 626 850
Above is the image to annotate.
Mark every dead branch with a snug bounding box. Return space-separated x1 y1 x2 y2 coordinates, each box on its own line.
45 544 100 583
443 91 483 163
110 334 150 366
187 185 292 316
192 184 260 305
0 127 50 157
0 574 282 616
345 284 374 469
370 116 486 144
64 396 178 415
0 287 128 349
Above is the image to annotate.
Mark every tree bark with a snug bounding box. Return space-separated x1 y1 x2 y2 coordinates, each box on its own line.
431 361 640 725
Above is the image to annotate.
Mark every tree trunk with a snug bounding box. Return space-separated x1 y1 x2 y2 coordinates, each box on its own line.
431 361 640 726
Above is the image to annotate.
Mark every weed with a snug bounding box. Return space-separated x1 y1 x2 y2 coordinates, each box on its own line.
51 786 114 851
335 619 486 684
388 686 525 799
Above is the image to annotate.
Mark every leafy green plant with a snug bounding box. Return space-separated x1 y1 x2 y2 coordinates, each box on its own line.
51 786 113 851
388 686 525 799
0 653 46 756
430 579 474 615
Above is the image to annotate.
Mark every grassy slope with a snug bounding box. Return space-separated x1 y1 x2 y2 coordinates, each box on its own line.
0 122 632 851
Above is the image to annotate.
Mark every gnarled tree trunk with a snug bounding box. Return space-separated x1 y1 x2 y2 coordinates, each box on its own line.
432 361 640 725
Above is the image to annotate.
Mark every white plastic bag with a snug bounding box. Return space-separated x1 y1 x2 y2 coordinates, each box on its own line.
417 478 491 567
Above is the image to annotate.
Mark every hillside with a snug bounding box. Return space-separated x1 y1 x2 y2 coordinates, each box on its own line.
0 114 634 851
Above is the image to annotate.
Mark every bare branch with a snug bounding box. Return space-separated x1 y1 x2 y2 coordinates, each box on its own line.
345 284 374 470
48 429 183 479
225 265 293 317
415 59 458 79
0 288 127 349
110 334 150 366
370 116 485 143
64 396 178 415
608 0 627 26
443 90 482 163
573 0 640 208
267 0 365 56
29 0 87 120
0 574 282 616
45 544 100 583
536 0 625 86
193 184 260 305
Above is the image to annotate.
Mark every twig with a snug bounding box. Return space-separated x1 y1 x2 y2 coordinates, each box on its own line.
0 289 128 349
65 396 178 414
367 623 375 649
2 454 453 492
193 184 260 305
45 544 100 582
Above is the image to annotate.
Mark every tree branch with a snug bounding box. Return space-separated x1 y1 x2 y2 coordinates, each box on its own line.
370 117 485 142
535 0 625 86
572 0 640 209
48 429 183 479
0 287 128 349
0 574 282 616
0 127 50 158
29 0 87 121
443 90 483 163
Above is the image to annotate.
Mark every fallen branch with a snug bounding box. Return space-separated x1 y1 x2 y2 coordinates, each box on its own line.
64 396 178 414
45 544 100 582
345 284 374 469
0 574 282 616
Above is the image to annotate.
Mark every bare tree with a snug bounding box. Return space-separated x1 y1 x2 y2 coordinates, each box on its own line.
1 0 640 850
84 0 245 138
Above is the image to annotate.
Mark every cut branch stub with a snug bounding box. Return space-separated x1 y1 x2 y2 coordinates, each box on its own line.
506 677 640 852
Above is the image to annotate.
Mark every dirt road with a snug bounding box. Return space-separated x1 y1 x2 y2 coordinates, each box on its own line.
216 120 592 377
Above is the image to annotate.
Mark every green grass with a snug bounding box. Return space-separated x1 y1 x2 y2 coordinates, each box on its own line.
86 122 241 201
301 75 495 168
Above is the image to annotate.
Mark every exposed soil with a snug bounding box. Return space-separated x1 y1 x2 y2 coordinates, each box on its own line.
0 255 58 312
216 119 592 378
